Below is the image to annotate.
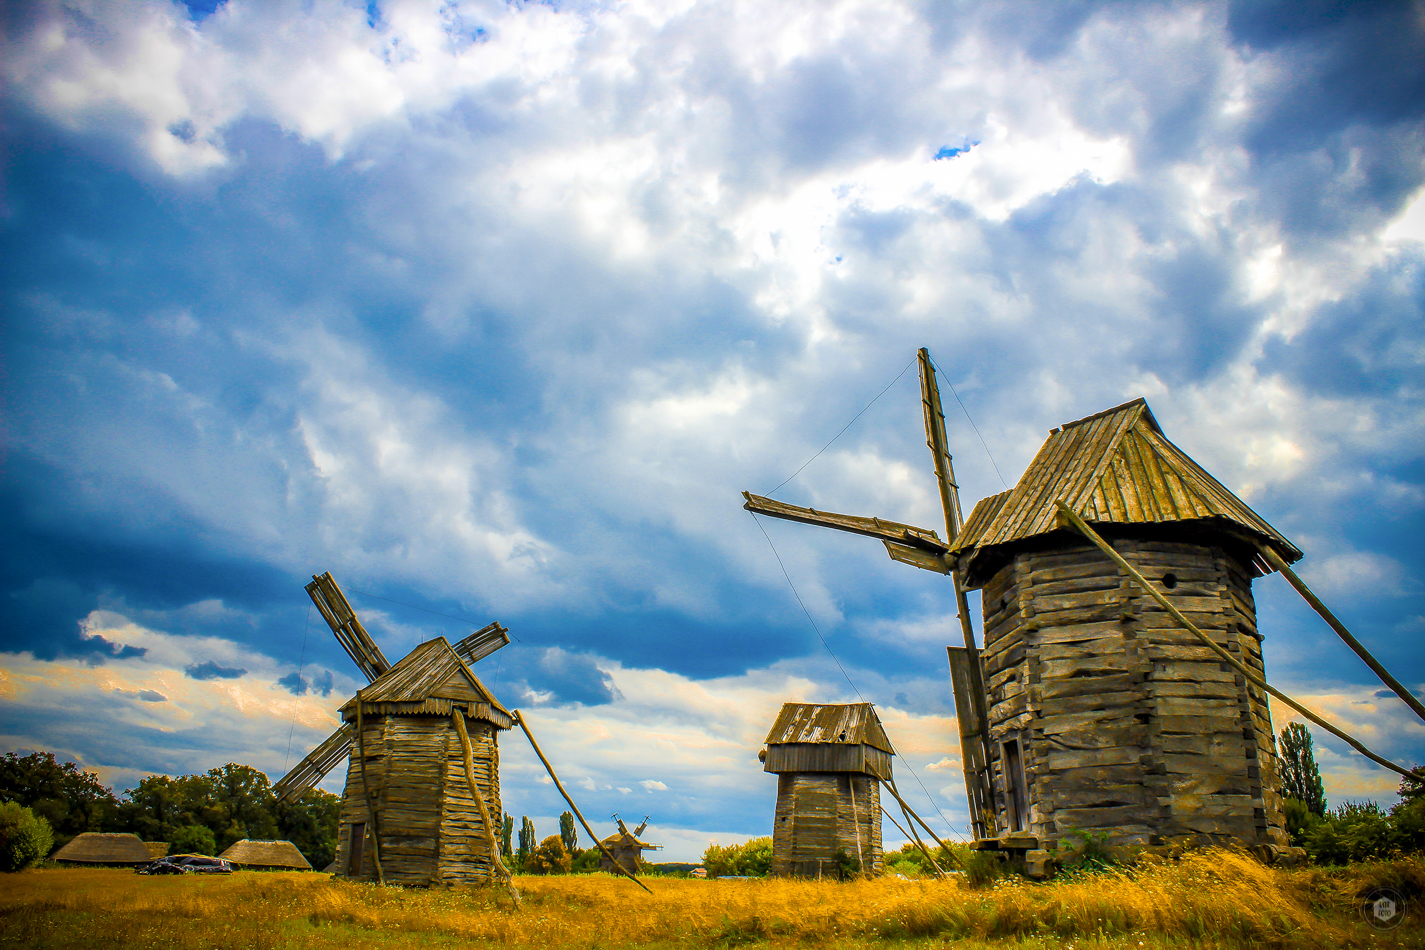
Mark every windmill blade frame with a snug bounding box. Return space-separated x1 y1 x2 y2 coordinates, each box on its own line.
307 572 391 683
273 723 354 804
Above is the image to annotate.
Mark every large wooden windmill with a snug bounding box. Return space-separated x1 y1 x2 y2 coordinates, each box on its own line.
273 572 515 886
743 349 1314 863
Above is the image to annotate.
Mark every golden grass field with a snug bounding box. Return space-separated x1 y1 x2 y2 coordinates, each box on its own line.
3 850 1424 949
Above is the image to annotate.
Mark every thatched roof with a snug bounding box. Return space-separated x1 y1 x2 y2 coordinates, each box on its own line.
599 831 661 852
951 398 1301 586
53 833 153 864
219 839 313 869
143 841 169 859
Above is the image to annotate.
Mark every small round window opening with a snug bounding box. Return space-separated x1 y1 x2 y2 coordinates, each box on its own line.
1161 573 1179 590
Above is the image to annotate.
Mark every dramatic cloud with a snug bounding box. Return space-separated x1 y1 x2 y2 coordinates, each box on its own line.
1 0 1422 858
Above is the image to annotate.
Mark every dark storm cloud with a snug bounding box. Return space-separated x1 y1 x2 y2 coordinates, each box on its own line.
1228 0 1425 149
184 661 247 681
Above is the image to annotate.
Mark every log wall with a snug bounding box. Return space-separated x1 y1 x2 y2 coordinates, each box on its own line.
334 712 503 885
979 538 1289 851
771 773 882 877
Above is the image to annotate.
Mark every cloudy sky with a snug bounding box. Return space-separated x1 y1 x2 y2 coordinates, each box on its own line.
2 0 1423 861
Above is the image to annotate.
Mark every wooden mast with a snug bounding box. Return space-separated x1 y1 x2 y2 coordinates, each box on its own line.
916 348 997 840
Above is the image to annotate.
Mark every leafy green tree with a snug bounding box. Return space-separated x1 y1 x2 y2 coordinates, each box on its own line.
0 752 119 842
204 764 279 851
170 824 217 856
525 834 571 874
0 802 54 871
276 789 341 870
559 810 577 854
518 816 536 864
1279 723 1326 816
118 774 209 843
501 813 514 859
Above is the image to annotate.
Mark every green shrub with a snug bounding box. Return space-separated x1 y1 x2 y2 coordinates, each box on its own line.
0 802 55 872
525 834 571 874
1304 800 1395 864
170 824 217 856
571 847 600 872
701 837 773 877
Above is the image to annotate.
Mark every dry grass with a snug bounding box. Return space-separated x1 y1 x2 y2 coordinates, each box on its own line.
3 850 1424 949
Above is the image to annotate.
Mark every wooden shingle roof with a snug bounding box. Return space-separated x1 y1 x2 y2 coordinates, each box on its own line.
764 702 893 753
339 637 512 727
951 398 1301 580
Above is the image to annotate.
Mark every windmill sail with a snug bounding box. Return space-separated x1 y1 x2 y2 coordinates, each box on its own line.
454 622 509 665
307 572 391 683
272 723 353 803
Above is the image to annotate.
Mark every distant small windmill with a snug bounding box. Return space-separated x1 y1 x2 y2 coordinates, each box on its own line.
273 572 514 886
598 814 661 875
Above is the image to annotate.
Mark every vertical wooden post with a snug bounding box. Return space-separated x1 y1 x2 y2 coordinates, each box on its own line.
919 347 996 838
355 694 385 885
847 774 866 875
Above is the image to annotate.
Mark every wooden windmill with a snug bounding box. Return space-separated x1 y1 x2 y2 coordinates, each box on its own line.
273 572 515 886
598 815 662 875
761 702 890 877
743 350 1305 863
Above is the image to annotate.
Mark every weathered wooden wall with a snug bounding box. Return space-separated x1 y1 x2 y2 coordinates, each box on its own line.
977 537 1288 851
771 773 882 877
333 712 503 886
763 743 893 777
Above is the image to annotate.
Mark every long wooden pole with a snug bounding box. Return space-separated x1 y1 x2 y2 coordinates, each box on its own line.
1054 501 1416 779
876 775 961 868
354 694 385 885
513 711 652 895
879 804 946 877
919 348 996 839
847 776 866 875
452 711 521 906
1258 545 1425 724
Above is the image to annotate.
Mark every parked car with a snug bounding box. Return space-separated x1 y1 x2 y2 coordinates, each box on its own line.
137 854 234 875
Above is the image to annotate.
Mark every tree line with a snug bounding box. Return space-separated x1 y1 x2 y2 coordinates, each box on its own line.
1276 722 1425 864
0 751 341 869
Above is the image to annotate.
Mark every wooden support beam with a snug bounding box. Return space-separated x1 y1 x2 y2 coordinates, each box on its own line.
1259 545 1425 725
1054 501 1416 779
741 492 948 553
452 710 521 907
355 695 385 885
880 804 946 877
513 711 652 895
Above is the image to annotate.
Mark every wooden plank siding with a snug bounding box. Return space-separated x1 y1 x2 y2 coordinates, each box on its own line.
333 713 504 886
771 773 882 878
974 539 1289 851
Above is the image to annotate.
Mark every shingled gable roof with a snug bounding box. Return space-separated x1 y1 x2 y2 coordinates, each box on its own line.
951 397 1302 580
338 637 511 724
764 702 894 754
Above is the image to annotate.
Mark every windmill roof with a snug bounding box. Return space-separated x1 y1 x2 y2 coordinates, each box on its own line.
600 831 661 851
950 398 1301 577
220 839 313 869
764 702 893 753
339 637 510 720
53 832 153 864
